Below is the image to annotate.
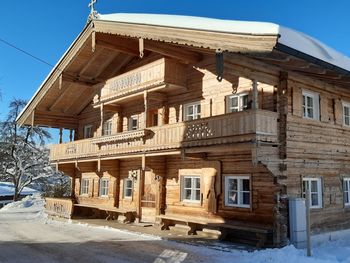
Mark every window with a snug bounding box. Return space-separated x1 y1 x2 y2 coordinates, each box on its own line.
128 116 138 131
151 112 158 127
84 125 93 139
80 178 89 195
124 178 133 198
302 90 319 120
227 93 249 113
103 120 112 136
302 178 322 208
99 179 109 197
225 176 250 208
184 102 201 121
344 178 350 206
343 102 350 127
181 176 201 202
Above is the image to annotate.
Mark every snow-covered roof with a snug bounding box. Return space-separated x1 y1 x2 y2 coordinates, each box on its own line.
0 182 38 197
98 13 350 72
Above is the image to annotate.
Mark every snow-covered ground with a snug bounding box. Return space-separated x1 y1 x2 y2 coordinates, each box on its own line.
0 195 350 263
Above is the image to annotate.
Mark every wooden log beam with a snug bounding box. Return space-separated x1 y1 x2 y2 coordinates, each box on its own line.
96 39 139 56
144 40 202 64
62 75 99 87
147 92 167 102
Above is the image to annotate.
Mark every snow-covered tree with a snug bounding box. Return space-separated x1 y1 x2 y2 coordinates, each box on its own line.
0 99 55 200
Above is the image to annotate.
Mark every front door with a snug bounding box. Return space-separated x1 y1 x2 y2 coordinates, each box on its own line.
141 171 157 222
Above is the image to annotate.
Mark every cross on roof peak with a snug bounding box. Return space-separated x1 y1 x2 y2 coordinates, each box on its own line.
87 0 98 22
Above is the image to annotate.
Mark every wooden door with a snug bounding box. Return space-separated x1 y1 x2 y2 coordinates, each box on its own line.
141 171 157 222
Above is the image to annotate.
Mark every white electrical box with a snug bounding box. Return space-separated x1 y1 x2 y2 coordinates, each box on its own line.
289 197 307 248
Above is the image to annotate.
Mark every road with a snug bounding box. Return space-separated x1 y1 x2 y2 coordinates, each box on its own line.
0 204 230 263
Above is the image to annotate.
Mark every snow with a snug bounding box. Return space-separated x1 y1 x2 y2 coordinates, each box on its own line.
0 182 38 197
1 195 350 262
98 13 350 72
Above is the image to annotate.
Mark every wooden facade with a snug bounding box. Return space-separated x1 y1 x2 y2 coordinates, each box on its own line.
17 14 350 247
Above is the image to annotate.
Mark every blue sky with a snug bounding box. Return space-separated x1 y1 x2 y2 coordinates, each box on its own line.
1 0 350 141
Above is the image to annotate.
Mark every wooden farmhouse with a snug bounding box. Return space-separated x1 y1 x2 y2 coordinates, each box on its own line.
17 13 350 247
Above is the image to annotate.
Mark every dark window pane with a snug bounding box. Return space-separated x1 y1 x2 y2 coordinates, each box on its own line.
185 178 192 188
195 190 200 201
311 193 318 206
195 178 200 189
242 192 250 205
185 189 192 199
228 191 238 204
311 181 318 192
242 179 250 191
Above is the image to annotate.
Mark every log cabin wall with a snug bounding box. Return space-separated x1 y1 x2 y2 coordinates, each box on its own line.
165 154 277 225
283 72 350 233
74 160 119 208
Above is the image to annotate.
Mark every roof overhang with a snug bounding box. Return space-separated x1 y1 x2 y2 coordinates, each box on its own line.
16 14 350 128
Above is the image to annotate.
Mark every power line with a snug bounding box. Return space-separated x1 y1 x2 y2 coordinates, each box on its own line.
0 37 55 68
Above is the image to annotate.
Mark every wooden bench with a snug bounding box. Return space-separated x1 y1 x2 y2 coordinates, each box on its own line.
74 204 136 223
157 214 271 248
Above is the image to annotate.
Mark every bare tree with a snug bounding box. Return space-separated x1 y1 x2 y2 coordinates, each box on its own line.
0 99 53 200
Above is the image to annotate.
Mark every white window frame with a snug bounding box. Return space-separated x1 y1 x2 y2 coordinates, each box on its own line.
343 101 350 127
344 178 350 206
224 176 251 208
184 102 201 121
302 90 319 121
99 178 109 197
226 93 249 113
83 124 93 139
103 120 112 136
128 115 138 131
302 177 322 209
124 178 133 199
181 176 201 203
80 178 89 195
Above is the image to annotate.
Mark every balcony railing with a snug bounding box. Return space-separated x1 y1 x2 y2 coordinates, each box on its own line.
96 58 186 104
50 110 278 162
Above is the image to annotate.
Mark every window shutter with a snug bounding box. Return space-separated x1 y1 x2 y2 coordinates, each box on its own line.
108 179 114 198
88 179 93 197
75 178 80 196
292 86 302 117
334 98 343 125
93 179 99 197
320 95 329 122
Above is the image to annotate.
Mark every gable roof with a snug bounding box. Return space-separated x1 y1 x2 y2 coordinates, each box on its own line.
16 13 350 127
98 13 350 73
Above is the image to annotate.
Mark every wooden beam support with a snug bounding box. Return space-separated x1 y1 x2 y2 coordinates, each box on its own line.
62 75 99 87
252 79 259 110
144 40 202 64
48 83 72 111
96 39 139 56
147 92 167 102
104 104 121 112
92 31 96 52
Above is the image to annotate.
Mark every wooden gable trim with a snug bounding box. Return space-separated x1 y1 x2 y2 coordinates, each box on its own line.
92 20 278 54
17 25 95 126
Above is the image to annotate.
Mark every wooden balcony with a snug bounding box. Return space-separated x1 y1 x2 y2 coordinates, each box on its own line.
96 58 186 105
50 110 278 162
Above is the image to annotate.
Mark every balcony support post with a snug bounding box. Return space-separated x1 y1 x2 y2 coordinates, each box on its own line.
59 128 63 144
144 91 148 128
69 130 73 142
252 79 259 110
100 103 104 136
